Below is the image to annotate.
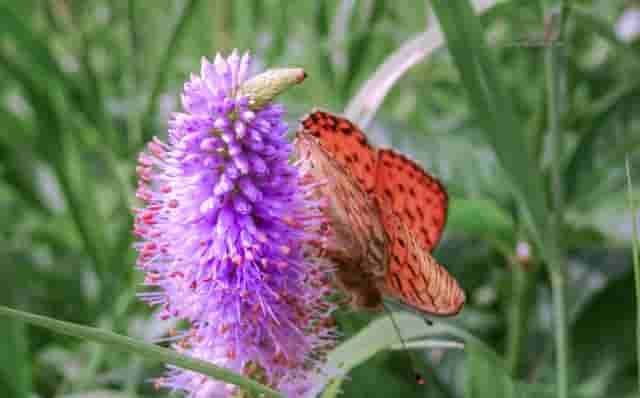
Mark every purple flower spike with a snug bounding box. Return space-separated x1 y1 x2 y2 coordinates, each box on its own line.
134 51 337 397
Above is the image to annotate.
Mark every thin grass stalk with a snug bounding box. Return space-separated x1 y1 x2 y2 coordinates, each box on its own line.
549 266 569 398
505 262 536 377
127 0 143 151
0 306 284 398
544 3 570 398
344 0 498 129
626 157 640 393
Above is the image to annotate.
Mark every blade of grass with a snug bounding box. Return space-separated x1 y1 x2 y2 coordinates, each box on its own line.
544 4 571 398
565 76 640 205
0 305 284 398
0 112 49 212
313 1 336 91
265 0 287 62
232 0 258 51
626 157 640 393
505 261 538 378
0 5 101 130
213 0 233 51
0 51 109 296
466 340 515 398
430 0 548 249
344 0 499 128
140 0 203 145
321 311 484 397
389 339 465 350
340 0 386 97
0 319 31 398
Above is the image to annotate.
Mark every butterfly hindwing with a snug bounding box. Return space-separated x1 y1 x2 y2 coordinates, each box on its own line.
375 149 448 252
383 214 465 316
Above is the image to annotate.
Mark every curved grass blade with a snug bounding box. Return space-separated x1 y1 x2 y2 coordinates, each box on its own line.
0 112 48 212
320 311 481 398
344 0 499 129
0 51 109 284
0 305 284 398
0 5 101 129
430 0 548 249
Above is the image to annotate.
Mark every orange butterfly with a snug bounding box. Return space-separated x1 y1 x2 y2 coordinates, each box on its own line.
295 111 465 316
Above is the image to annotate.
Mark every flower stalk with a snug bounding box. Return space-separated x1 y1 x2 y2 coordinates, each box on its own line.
544 4 571 398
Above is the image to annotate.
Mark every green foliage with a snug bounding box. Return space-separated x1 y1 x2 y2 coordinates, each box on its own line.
0 306 284 398
0 0 638 397
0 320 31 398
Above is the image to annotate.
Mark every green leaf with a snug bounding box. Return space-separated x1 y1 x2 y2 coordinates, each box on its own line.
430 0 548 249
465 341 515 398
564 77 640 205
572 272 635 390
0 112 48 212
0 51 114 294
0 319 31 398
0 305 284 398
0 5 69 86
465 341 585 398
264 0 288 62
323 311 477 397
344 0 499 128
0 5 99 127
447 197 515 246
312 0 335 90
341 0 386 97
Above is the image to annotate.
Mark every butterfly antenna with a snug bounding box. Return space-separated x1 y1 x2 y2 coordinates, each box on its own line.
382 303 426 385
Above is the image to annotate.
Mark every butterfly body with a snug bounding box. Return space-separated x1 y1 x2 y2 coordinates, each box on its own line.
296 111 465 316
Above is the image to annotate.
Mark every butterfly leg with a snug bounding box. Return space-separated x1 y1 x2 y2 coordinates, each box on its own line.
382 302 426 385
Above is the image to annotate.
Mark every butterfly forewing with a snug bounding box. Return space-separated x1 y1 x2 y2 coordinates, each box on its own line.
301 111 378 192
295 131 388 310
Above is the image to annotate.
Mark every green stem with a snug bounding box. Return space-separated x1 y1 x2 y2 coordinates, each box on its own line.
625 158 640 393
77 288 148 390
505 263 535 377
0 306 284 398
550 269 569 398
546 20 564 214
544 2 570 397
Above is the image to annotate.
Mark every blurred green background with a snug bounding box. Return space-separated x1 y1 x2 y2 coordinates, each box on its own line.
1 0 639 397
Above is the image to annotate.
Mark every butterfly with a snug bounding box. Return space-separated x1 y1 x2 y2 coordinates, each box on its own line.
295 110 465 316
